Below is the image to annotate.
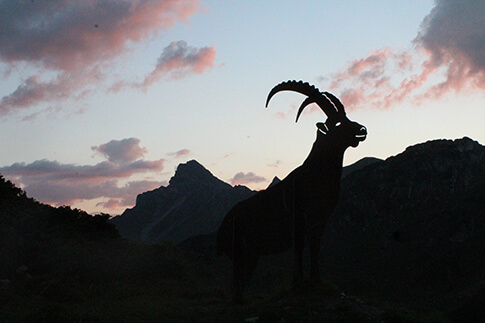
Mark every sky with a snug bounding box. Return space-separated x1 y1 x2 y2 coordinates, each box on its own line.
1 0 484 215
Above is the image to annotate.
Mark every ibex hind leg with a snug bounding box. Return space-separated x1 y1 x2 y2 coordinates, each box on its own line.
292 230 305 287
232 255 259 303
309 232 322 285
232 258 245 303
231 222 260 303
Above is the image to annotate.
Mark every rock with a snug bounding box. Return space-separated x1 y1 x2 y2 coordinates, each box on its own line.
111 160 256 243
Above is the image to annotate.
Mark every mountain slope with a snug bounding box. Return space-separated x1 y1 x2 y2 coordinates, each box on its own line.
322 136 485 308
111 160 255 243
341 157 382 178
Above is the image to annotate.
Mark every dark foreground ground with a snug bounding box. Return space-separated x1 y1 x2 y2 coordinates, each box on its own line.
1 176 481 322
0 273 448 322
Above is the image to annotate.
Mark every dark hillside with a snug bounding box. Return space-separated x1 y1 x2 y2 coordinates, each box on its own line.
341 156 382 178
0 175 430 321
323 137 485 313
0 175 119 278
0 175 207 321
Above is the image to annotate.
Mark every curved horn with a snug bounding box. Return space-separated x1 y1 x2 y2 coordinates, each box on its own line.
323 92 346 115
265 80 338 122
295 97 316 123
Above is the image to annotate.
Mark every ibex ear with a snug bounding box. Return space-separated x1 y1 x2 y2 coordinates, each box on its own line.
316 122 328 135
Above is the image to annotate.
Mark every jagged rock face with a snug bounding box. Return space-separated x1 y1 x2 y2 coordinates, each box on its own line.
111 160 255 243
323 137 485 299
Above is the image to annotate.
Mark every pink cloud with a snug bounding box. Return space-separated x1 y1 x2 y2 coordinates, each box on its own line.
413 0 485 97
347 48 390 79
0 71 98 116
325 48 418 110
0 1 218 118
22 178 164 209
0 159 164 182
0 1 199 71
139 41 216 87
321 1 485 110
0 138 165 209
230 171 266 186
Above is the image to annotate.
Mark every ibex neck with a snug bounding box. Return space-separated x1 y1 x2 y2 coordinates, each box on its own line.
303 139 346 177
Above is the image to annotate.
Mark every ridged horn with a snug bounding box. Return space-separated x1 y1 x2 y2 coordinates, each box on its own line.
323 91 346 115
265 80 338 122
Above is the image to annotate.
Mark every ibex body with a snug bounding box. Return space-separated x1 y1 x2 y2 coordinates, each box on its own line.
216 80 367 301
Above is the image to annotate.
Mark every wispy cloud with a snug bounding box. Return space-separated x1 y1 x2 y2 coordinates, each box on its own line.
0 1 216 117
139 41 217 88
0 138 164 211
0 1 199 71
268 160 282 168
0 71 98 116
167 148 191 158
320 0 485 110
274 111 287 120
1 159 163 181
229 171 266 186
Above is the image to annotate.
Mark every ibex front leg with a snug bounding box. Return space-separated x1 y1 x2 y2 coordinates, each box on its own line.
231 214 259 303
292 225 305 285
293 215 305 287
309 226 324 284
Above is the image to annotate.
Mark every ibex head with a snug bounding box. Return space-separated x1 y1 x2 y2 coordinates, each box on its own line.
266 80 367 148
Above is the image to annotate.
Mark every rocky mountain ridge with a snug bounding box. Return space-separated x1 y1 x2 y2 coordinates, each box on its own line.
321 136 485 308
111 160 256 243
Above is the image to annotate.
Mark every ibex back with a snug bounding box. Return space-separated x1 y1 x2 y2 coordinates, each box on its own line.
216 80 367 301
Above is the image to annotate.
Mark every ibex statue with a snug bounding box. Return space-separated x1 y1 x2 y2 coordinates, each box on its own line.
217 80 367 301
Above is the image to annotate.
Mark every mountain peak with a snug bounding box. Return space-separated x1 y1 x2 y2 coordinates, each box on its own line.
268 176 281 188
169 160 230 191
454 136 482 151
112 159 255 243
172 160 206 178
402 137 482 155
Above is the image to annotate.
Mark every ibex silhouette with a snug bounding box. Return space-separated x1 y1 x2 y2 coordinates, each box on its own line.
217 80 367 301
